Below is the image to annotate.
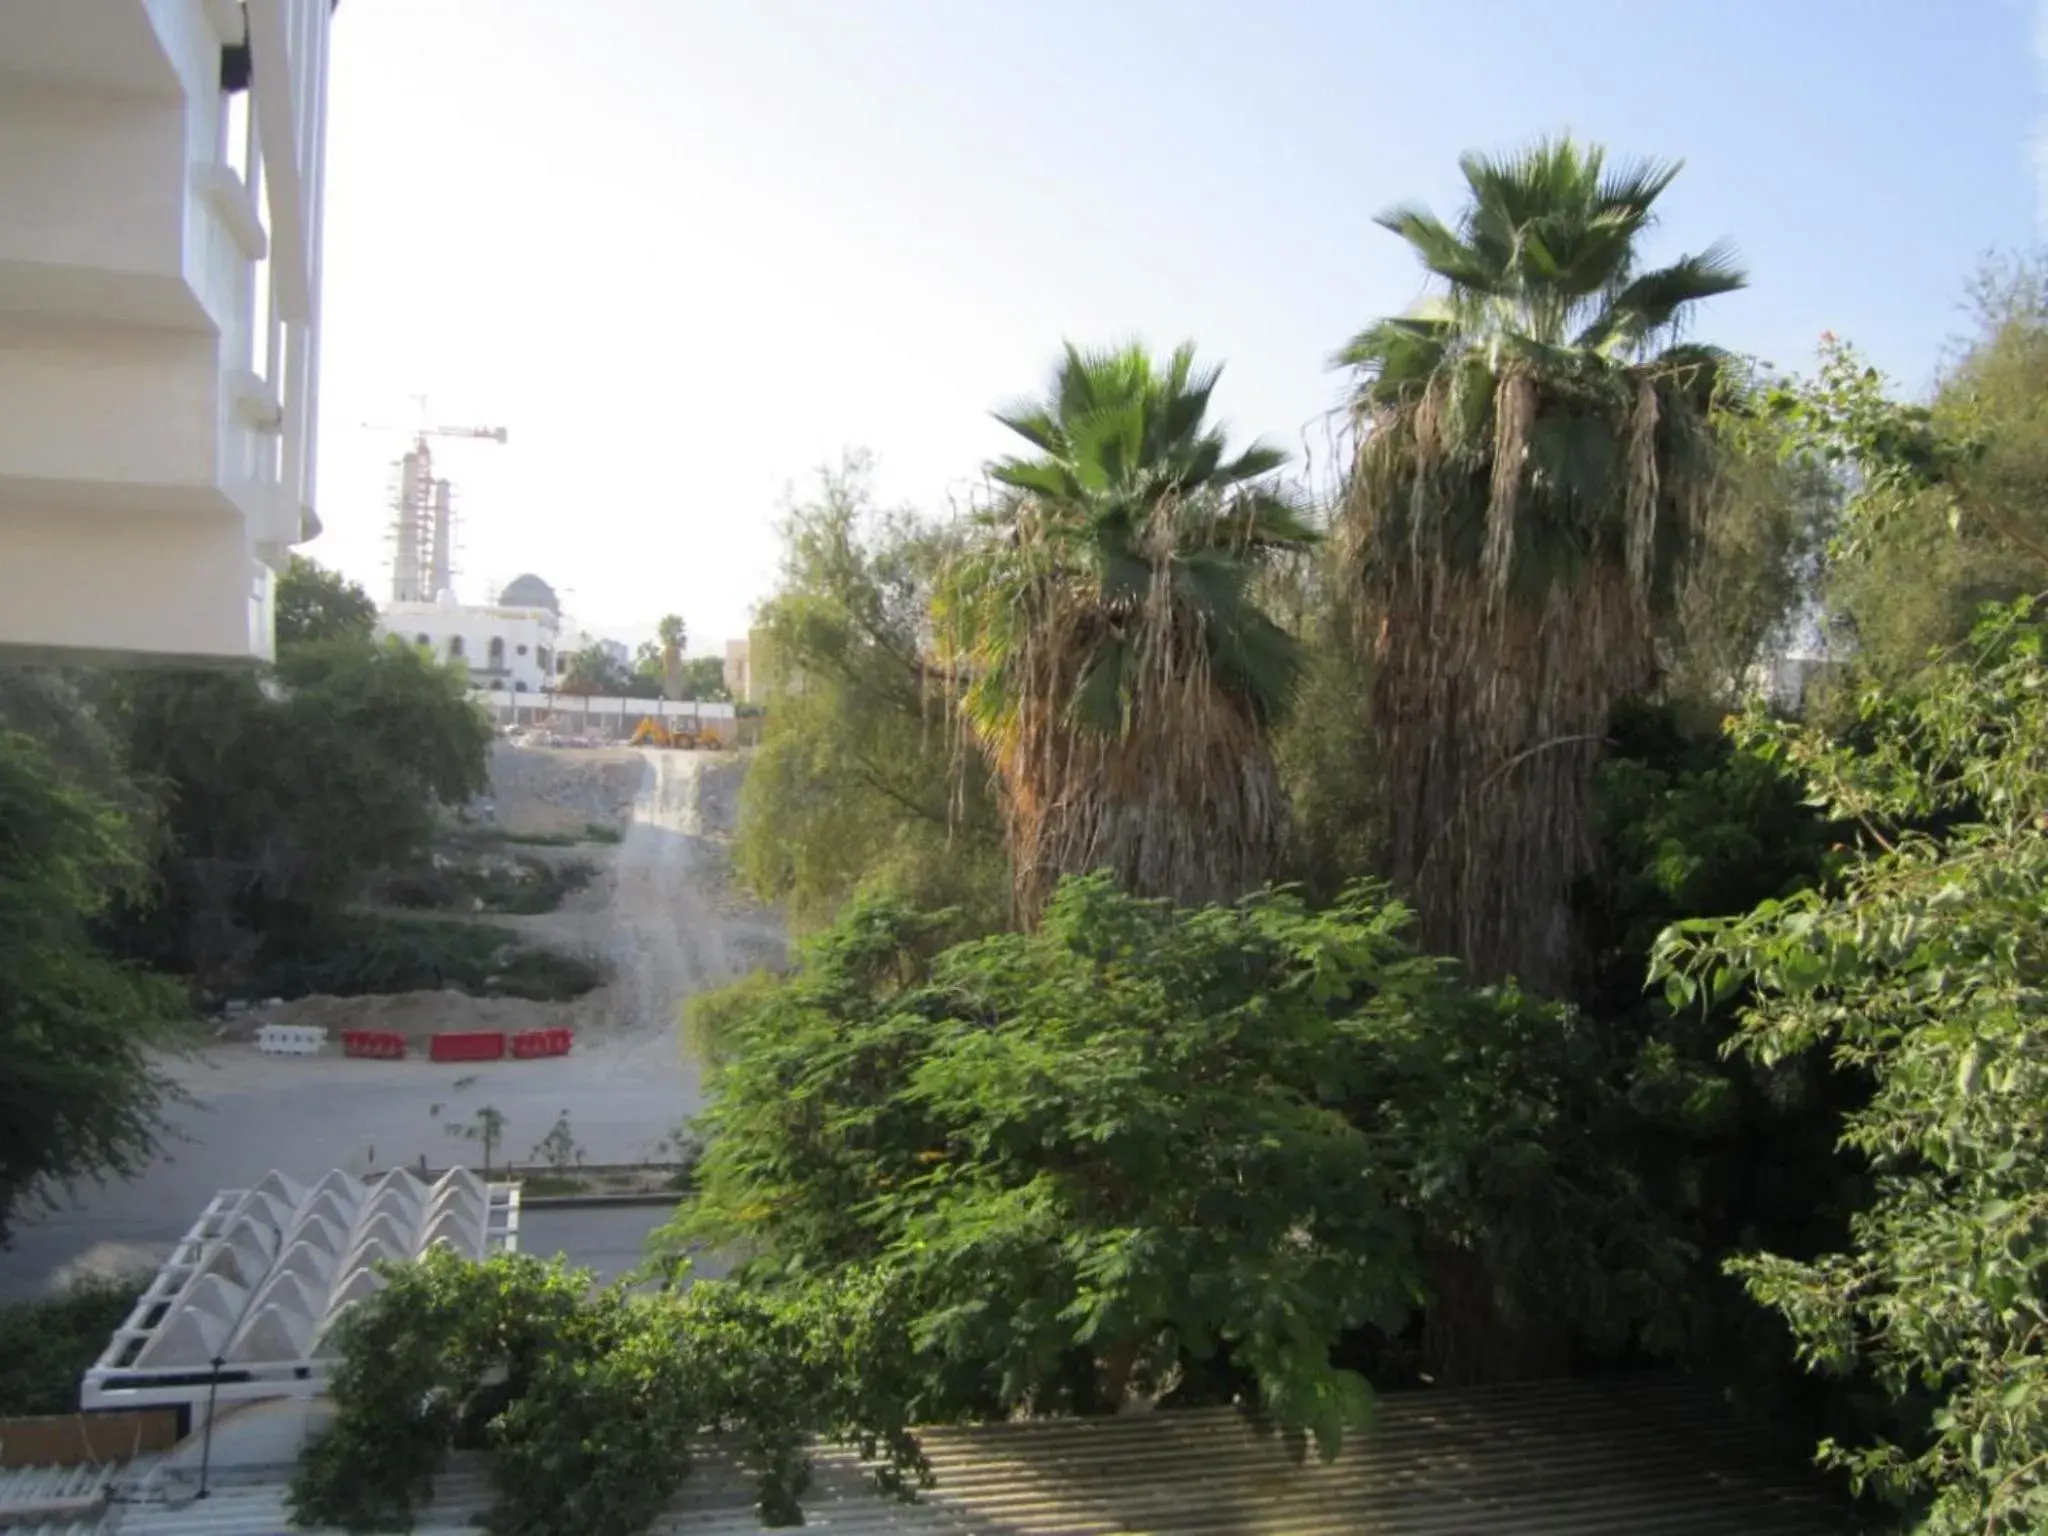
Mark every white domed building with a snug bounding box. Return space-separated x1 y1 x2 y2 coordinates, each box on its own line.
376 571 573 695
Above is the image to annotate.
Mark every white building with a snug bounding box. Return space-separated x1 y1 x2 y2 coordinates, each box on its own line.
0 0 334 664
378 573 564 694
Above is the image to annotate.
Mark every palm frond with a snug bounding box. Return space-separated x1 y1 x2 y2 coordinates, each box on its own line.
1577 241 1747 353
943 340 1319 918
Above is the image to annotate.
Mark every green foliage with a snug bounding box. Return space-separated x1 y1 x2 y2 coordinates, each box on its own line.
632 617 727 701
476 823 624 848
735 455 1006 933
371 852 595 916
0 729 188 1242
560 643 633 697
290 1249 927 1534
275 556 379 647
0 1275 147 1414
676 875 1687 1445
1665 375 1839 711
245 912 599 1002
447 1105 507 1173
1270 553 1383 900
110 635 491 986
677 655 731 701
1343 138 1744 382
1652 600 2048 1530
1337 135 1743 991
1792 263 2048 689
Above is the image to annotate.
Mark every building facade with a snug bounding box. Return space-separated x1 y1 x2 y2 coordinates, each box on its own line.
0 0 334 663
381 595 560 694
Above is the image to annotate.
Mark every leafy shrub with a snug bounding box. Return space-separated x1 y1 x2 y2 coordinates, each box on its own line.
672 874 1686 1449
472 823 623 848
0 1275 148 1415
245 913 599 1002
373 855 596 917
1654 600 2048 1531
289 1250 926 1534
1 728 189 1241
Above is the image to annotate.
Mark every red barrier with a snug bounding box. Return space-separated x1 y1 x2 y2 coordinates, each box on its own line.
342 1030 407 1060
510 1028 575 1060
430 1031 506 1063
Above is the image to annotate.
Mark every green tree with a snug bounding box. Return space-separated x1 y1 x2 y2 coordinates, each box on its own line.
936 343 1316 919
657 613 687 701
112 637 491 985
1792 260 2048 688
274 555 378 647
560 643 630 698
1337 137 1744 990
676 655 728 702
734 457 1005 933
0 729 185 1242
674 875 1685 1435
291 1250 926 1533
1653 600 2048 1532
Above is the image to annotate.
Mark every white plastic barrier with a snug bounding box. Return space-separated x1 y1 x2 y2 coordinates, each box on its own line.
255 1024 327 1056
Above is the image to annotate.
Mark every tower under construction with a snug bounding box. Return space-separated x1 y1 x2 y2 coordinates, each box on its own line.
376 420 508 604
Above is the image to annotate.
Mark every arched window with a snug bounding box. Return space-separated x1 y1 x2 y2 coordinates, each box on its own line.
516 643 529 656
536 645 552 675
488 636 506 669
447 635 465 659
415 633 430 648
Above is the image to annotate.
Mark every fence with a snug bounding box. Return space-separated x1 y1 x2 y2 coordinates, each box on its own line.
428 1031 507 1063
254 1023 326 1055
470 690 762 746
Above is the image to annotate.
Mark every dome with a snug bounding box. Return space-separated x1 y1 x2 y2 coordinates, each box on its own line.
498 573 560 614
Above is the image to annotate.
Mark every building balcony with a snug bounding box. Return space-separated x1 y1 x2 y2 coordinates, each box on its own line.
0 0 333 664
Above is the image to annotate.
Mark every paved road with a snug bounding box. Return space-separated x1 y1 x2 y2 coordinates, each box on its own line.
0 1049 699 1298
516 1202 733 1288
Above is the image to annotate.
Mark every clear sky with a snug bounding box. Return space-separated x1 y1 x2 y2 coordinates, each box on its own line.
312 0 2041 650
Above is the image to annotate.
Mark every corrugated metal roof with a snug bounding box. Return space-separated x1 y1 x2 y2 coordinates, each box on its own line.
889 1376 1862 1535
0 1459 121 1536
96 1450 973 1534
84 1374 1862 1535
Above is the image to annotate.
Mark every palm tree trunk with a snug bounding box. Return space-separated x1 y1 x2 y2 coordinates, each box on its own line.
1376 568 1654 992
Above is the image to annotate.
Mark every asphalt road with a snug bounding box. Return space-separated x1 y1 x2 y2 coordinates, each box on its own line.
0 1043 703 1299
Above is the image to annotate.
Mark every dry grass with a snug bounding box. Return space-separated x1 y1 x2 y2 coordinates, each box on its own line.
944 495 1292 925
1343 360 1711 991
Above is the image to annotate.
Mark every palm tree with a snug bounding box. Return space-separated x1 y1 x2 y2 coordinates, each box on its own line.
656 613 686 701
936 342 1316 921
1337 137 1745 991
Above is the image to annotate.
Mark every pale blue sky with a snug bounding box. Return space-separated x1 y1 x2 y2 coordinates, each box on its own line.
314 1 2042 649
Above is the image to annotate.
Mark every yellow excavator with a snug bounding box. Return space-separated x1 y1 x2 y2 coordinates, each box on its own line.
630 717 698 750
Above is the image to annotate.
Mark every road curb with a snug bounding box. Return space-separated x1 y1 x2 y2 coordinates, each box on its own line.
516 1191 684 1210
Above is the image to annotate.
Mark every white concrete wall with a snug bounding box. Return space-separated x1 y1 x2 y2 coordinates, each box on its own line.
0 504 257 660
0 0 329 665
379 602 563 694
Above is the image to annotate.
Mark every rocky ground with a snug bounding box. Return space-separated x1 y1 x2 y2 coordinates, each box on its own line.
250 746 778 1045
466 742 646 838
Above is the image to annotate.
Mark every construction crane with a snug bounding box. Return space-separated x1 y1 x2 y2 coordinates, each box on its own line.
363 413 509 604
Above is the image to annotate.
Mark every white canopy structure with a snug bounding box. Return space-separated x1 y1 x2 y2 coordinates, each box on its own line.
82 1167 519 1413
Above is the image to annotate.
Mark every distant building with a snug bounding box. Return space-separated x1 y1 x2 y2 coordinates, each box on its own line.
723 637 753 703
376 572 590 694
724 629 798 706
